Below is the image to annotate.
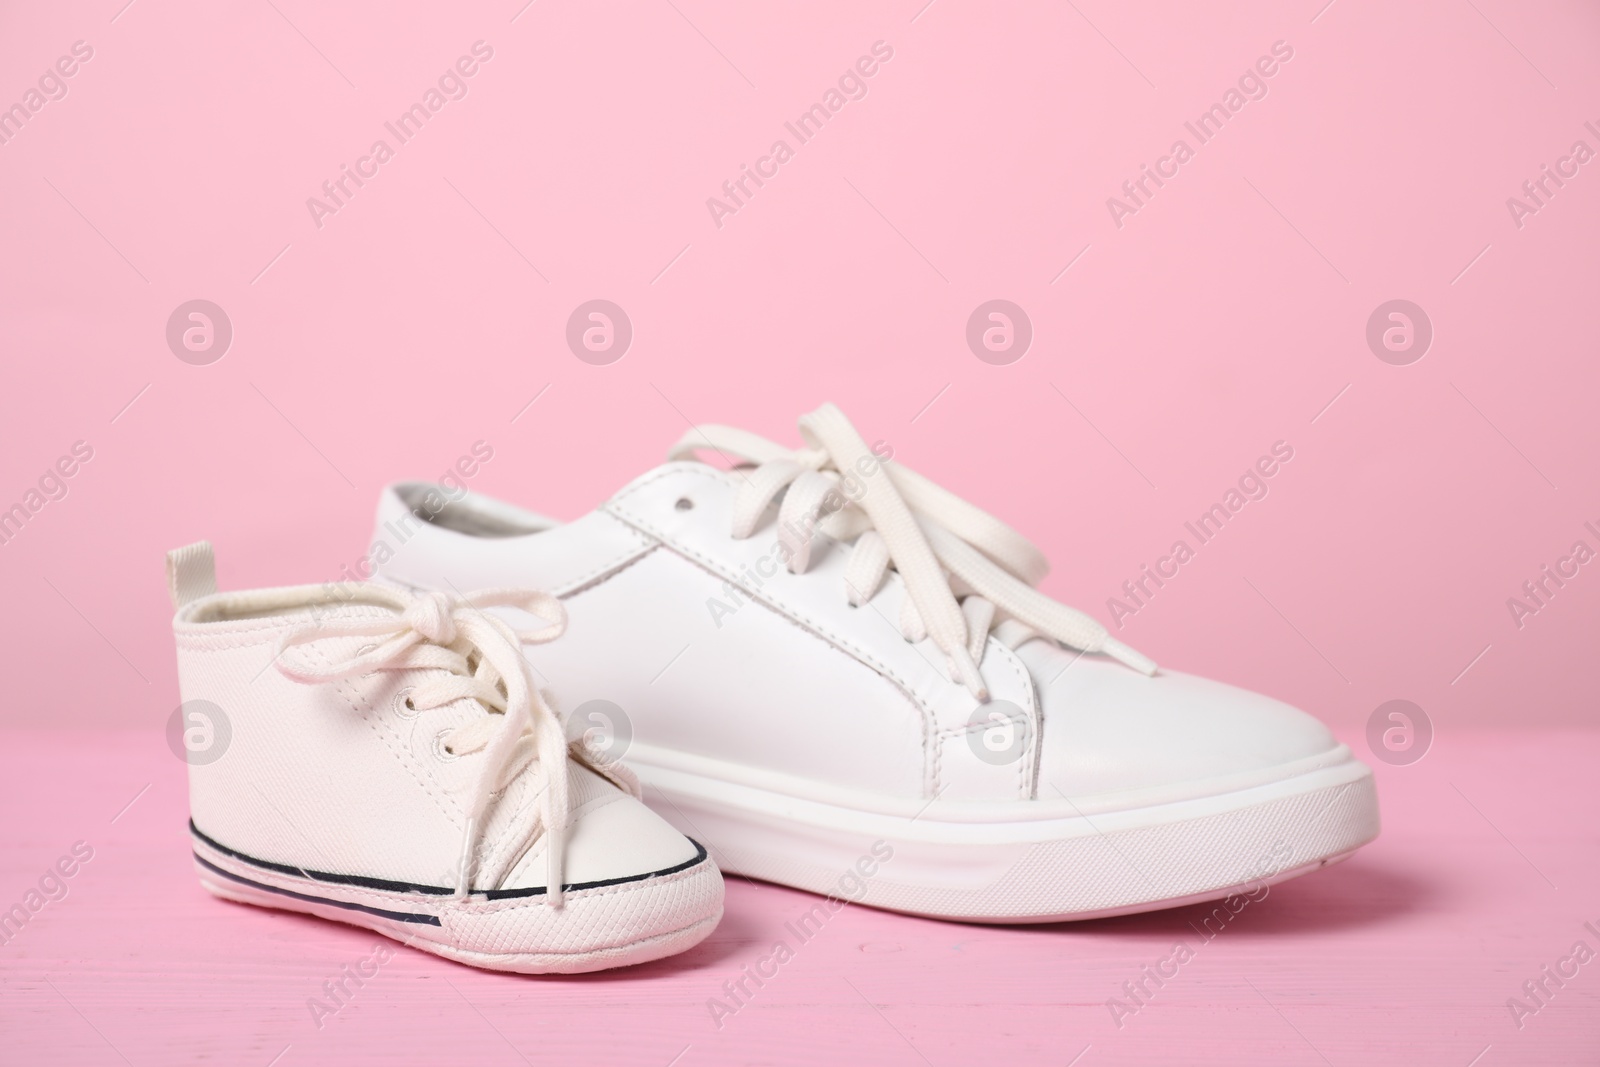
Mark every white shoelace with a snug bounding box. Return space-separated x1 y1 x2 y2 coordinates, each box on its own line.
274 586 575 905
669 403 1157 698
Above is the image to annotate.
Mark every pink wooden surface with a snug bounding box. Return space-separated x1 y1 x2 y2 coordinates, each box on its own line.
1 727 1595 1065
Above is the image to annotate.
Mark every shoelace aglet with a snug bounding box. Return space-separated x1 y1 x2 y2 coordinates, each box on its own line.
545 824 566 909
453 817 476 900
949 645 989 701
1102 636 1158 677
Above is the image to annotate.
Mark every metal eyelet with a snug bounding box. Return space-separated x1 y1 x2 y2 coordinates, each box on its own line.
393 686 420 717
674 497 694 511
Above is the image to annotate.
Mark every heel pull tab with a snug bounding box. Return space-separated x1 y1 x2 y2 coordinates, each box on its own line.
166 541 217 609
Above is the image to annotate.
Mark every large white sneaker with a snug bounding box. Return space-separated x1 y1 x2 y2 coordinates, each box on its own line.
371 405 1379 923
166 543 723 971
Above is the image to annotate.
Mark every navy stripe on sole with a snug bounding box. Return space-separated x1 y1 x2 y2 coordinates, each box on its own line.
188 819 711 900
194 852 443 926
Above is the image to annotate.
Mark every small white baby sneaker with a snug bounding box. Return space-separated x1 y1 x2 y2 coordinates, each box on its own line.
165 542 723 973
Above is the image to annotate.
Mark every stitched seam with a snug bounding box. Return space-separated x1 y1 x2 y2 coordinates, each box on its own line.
473 750 551 885
474 749 644 889
611 463 934 767
174 631 284 653
895 625 1036 798
611 472 935 706
980 637 1037 800
605 475 936 795
502 790 626 887
557 544 662 606
174 607 395 644
609 464 1043 799
337 661 466 835
661 536 936 795
609 467 934 705
551 521 656 595
464 861 713 911
383 520 655 601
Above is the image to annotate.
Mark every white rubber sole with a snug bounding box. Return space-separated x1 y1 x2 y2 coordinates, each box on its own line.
633 754 1379 923
190 823 724 974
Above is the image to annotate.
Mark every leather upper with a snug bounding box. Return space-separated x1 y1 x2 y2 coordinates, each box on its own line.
1015 641 1342 802
375 465 1347 809
173 597 701 890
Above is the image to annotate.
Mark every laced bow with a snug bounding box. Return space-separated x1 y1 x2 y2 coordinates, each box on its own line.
669 403 1156 699
274 585 575 905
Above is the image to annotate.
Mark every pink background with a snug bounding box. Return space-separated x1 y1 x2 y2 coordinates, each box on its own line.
2 1 1597 734
3 1 1598 737
1 2 1597 1063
